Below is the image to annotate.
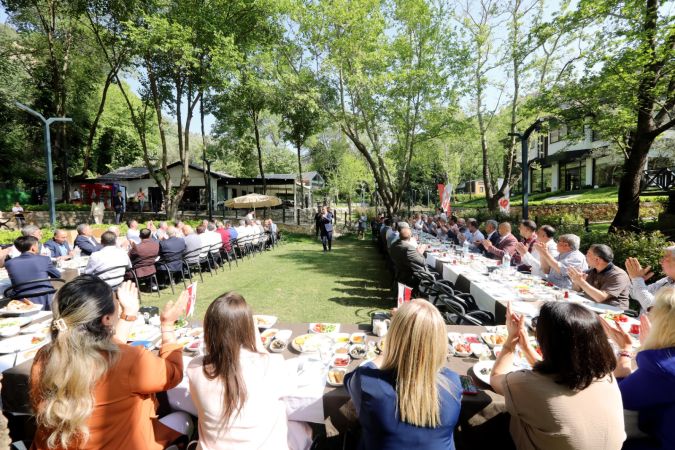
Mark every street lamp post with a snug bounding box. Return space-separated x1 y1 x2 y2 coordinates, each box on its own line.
16 102 72 226
203 158 214 221
509 117 552 220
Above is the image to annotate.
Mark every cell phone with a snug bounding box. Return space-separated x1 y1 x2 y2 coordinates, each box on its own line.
460 375 479 395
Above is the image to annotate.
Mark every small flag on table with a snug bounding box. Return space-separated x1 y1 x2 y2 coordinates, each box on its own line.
397 282 413 308
186 282 198 317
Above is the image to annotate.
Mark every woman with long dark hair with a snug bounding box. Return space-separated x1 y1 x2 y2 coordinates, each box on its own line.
30 276 191 449
491 302 625 450
187 292 298 449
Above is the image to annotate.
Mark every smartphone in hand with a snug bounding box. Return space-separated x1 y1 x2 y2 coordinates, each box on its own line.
460 375 479 395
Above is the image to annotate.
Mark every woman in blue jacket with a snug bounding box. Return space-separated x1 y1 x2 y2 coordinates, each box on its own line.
602 286 675 449
345 300 462 450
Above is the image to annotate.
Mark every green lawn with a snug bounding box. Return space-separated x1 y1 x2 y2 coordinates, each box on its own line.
139 234 392 324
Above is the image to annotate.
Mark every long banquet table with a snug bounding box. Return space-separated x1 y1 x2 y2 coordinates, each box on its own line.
1 318 511 448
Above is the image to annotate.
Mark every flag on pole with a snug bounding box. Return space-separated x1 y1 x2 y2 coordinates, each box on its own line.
397 282 413 308
438 183 452 215
498 182 510 214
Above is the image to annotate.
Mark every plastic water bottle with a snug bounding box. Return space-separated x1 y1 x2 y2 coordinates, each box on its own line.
462 240 470 259
502 252 511 268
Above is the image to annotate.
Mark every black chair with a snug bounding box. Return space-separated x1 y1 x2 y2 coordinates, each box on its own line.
156 256 188 294
129 254 161 297
220 242 239 269
91 265 130 290
182 247 207 282
2 278 66 308
434 293 467 325
454 274 472 294
412 270 437 299
456 310 496 326
207 243 224 274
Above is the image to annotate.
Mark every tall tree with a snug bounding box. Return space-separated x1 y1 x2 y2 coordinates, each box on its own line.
540 0 675 230
294 0 460 215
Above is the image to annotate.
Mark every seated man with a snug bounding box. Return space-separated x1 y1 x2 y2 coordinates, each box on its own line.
215 221 232 253
478 220 500 255
537 233 588 289
5 236 61 310
389 227 429 289
462 218 485 248
626 245 675 312
158 226 187 272
43 229 76 263
183 225 205 263
84 231 131 287
129 228 160 281
9 225 50 258
480 222 518 261
568 244 630 309
515 225 558 277
126 219 141 245
74 223 103 255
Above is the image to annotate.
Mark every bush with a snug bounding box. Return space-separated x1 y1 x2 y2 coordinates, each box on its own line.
23 203 90 212
0 227 55 245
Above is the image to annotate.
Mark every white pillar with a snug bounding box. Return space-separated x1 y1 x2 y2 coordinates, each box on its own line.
551 162 560 192
585 158 594 187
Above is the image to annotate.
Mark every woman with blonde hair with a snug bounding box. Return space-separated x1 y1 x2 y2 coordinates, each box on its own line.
602 286 675 449
344 299 462 450
29 276 191 449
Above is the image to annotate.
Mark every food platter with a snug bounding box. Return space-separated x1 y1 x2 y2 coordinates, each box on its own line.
253 315 278 330
127 324 160 342
308 323 340 334
481 333 507 348
0 300 42 316
327 368 347 387
291 333 333 353
0 333 48 354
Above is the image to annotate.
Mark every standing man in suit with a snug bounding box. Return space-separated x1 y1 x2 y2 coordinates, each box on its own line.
5 236 62 310
319 206 334 252
480 222 518 261
43 229 76 263
112 190 125 225
74 223 103 255
314 208 322 240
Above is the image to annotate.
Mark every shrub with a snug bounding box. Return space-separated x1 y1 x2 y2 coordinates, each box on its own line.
23 203 90 212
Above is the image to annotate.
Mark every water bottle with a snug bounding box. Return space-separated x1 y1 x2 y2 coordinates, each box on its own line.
502 252 511 268
462 240 470 259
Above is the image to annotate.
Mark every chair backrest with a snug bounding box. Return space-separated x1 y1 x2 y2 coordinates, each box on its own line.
3 278 66 301
209 242 222 254
183 247 204 264
91 265 129 288
454 274 471 294
457 310 495 326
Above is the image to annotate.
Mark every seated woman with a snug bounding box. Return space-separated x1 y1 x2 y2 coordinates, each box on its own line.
187 292 305 449
344 299 462 450
602 286 675 449
491 302 625 450
30 276 191 449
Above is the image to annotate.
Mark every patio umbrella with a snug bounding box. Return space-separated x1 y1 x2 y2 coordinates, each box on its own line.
223 193 282 211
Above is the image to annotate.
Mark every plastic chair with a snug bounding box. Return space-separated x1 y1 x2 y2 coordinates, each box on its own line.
129 254 161 297
155 256 188 294
91 265 130 290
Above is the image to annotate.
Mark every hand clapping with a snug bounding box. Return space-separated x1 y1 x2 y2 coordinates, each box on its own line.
625 257 654 281
515 242 528 256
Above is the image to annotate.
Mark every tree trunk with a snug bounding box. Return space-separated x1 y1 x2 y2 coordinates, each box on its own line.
610 137 652 231
252 109 267 194
81 68 117 176
296 142 303 209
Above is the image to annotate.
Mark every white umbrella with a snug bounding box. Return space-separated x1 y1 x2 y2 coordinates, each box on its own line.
223 193 282 211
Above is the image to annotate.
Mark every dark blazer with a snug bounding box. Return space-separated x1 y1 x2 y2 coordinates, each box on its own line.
130 239 160 278
5 253 61 310
74 235 103 256
112 194 125 212
479 230 501 256
43 239 71 258
320 213 334 234
389 239 428 288
158 237 186 272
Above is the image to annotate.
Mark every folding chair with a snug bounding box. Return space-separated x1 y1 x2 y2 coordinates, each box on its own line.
91 265 130 290
129 254 161 297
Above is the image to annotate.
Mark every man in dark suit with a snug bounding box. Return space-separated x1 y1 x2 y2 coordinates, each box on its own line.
5 236 61 310
477 219 500 256
319 206 334 252
113 191 125 224
158 226 187 272
43 229 75 263
74 223 103 255
389 227 429 289
129 228 160 282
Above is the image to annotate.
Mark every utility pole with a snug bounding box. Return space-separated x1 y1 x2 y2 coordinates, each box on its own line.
16 102 72 226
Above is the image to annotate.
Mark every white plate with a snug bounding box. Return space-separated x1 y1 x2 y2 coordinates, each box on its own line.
183 339 202 353
470 343 489 358
0 333 48 354
308 323 340 334
253 315 277 329
291 334 333 353
461 333 482 345
0 326 21 338
481 333 508 348
326 368 347 387
127 324 160 342
0 303 43 316
473 360 495 385
447 332 461 343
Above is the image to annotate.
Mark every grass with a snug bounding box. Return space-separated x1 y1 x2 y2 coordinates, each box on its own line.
139 234 392 324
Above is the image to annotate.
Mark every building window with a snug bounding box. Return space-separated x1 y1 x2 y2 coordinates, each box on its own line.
559 160 586 191
550 127 560 143
479 186 484 193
